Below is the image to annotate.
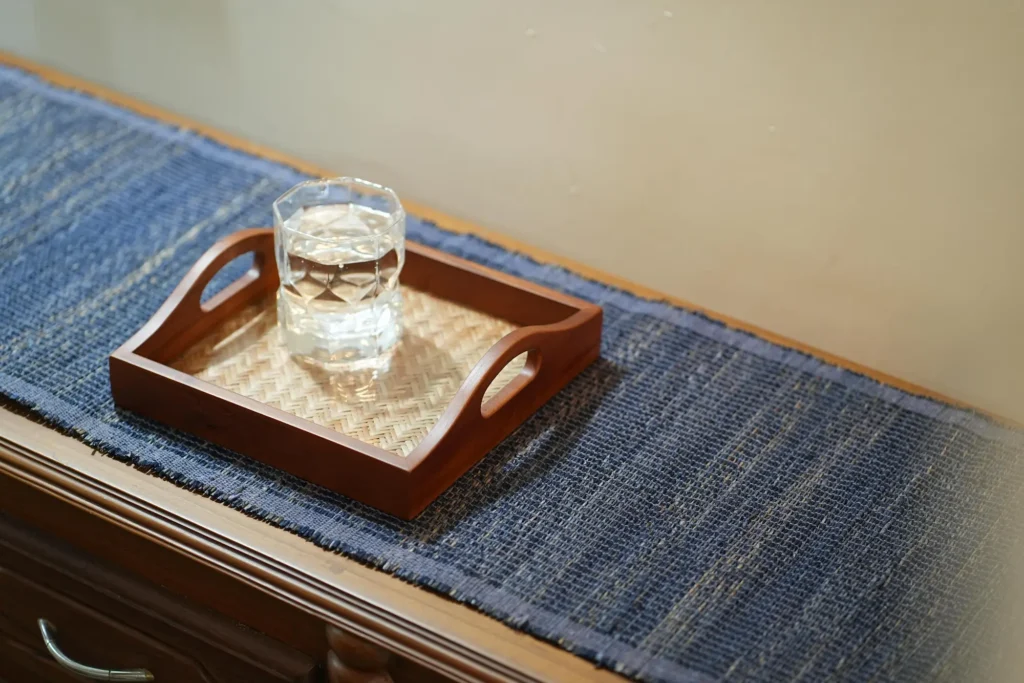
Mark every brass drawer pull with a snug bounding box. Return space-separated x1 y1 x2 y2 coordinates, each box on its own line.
37 619 155 681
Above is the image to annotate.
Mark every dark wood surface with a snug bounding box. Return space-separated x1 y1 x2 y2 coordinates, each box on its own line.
326 625 395 683
0 405 622 683
0 514 317 683
109 228 603 518
0 634 88 683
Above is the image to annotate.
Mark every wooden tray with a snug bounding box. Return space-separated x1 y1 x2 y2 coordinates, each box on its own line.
109 229 602 519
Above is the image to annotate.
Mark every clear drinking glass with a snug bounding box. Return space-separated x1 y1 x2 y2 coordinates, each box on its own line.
273 178 405 368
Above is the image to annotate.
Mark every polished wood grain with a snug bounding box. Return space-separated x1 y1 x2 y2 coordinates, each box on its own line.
0 405 623 683
0 514 317 682
326 625 394 683
0 635 86 683
109 229 602 518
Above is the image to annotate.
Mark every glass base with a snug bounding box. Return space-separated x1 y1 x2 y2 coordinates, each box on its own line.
277 289 402 372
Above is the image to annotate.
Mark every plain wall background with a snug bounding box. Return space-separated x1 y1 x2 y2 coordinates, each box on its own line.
1 0 1022 419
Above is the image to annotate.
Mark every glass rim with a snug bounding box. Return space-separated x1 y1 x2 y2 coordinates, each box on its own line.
272 177 405 240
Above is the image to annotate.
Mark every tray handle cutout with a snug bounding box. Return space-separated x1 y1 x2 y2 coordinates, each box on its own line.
453 322 565 425
185 229 277 317
412 308 599 474
480 348 539 419
124 229 278 360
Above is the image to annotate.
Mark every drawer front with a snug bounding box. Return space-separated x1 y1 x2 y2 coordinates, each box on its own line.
0 568 210 682
0 631 93 683
0 515 317 683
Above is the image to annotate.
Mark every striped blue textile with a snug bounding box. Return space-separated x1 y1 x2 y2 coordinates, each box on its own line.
1 63 1021 682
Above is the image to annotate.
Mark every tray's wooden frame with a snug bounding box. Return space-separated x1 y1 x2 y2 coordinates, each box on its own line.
109 229 602 519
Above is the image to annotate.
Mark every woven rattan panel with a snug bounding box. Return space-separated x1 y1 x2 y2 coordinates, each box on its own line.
172 288 524 456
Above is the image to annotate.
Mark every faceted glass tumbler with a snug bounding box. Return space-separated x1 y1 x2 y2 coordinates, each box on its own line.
273 178 405 368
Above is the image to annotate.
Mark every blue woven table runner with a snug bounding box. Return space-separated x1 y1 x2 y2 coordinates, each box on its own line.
1 64 1021 682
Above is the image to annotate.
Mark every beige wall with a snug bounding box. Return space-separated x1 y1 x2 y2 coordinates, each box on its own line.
2 0 1022 419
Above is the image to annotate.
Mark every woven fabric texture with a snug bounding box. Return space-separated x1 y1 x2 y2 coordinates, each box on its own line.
1 65 1022 683
172 289 523 456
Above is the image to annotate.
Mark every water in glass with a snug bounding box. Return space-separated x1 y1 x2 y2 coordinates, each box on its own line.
274 179 405 368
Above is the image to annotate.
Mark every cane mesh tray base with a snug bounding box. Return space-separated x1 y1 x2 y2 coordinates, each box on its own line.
113 228 602 518
172 288 525 457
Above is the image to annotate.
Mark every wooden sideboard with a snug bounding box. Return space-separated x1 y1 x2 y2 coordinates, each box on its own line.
0 50 618 683
2 51 1012 683
0 404 621 682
